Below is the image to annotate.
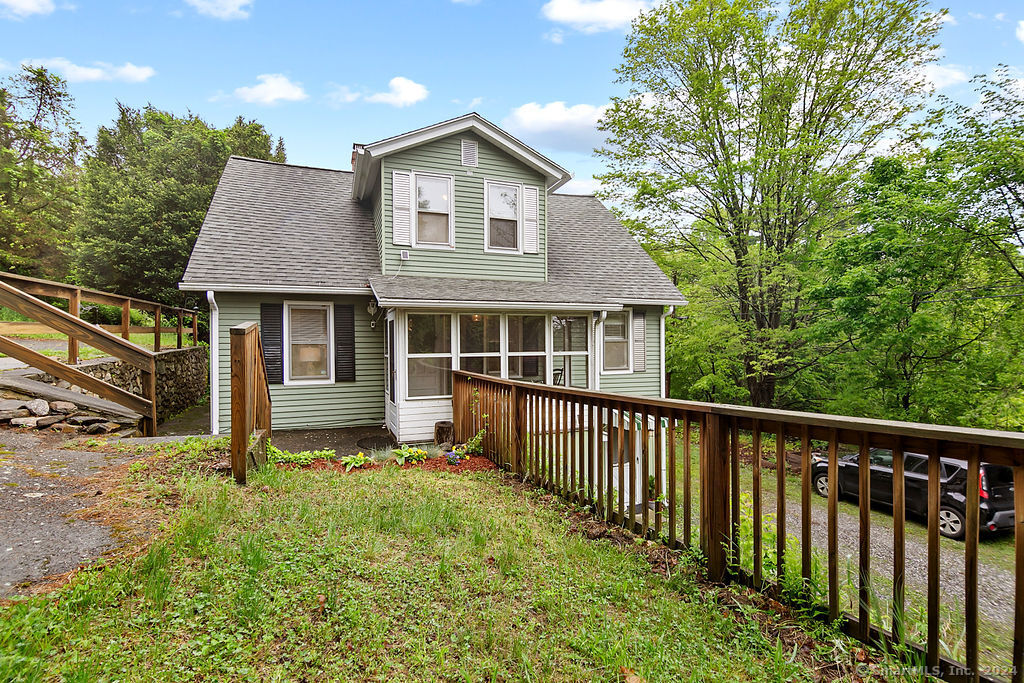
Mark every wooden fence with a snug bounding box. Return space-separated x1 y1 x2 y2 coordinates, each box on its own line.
0 272 198 362
453 370 1024 683
229 322 272 485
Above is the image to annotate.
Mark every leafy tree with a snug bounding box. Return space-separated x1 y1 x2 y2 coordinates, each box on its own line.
598 0 942 407
0 66 84 277
73 105 284 307
811 157 1023 427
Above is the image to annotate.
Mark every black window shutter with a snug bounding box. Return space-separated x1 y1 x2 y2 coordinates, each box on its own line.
260 303 283 384
334 303 356 382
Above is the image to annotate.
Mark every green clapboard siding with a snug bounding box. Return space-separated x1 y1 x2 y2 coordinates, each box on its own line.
215 292 385 432
381 131 547 280
599 306 663 398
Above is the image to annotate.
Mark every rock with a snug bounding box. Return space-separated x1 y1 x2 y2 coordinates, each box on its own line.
56 380 72 390
52 423 81 433
10 417 40 428
24 399 49 417
36 415 64 428
0 409 30 421
0 399 26 411
66 415 105 426
49 401 77 414
85 422 120 435
439 441 453 453
68 385 82 393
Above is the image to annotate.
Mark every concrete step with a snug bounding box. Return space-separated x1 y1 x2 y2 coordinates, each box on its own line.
0 370 141 422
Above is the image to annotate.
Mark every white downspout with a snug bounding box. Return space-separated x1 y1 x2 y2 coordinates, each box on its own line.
659 305 675 398
595 310 608 392
206 290 219 435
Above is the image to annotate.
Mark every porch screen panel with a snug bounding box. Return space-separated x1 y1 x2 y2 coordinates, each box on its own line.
407 314 453 398
459 314 501 377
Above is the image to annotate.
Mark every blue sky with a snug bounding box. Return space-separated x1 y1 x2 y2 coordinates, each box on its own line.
2 0 1022 193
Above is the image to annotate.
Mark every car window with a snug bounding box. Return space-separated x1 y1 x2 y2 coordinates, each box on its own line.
870 449 893 467
904 454 928 474
941 462 961 480
984 465 1014 487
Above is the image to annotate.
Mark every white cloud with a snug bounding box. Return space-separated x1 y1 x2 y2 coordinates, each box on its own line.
995 13 1006 22
0 0 54 18
326 83 361 107
452 96 484 108
967 12 984 20
503 101 608 153
24 57 156 82
557 176 600 195
450 0 480 4
1018 20 1024 44
184 0 251 20
924 10 955 26
543 29 565 43
541 0 651 33
922 63 969 90
233 73 307 104
365 76 428 107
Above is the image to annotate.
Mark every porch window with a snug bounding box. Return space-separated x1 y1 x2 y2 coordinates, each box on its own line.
458 314 501 377
602 311 631 372
507 315 546 383
485 181 520 252
284 302 333 384
552 315 589 388
415 174 453 246
406 313 452 398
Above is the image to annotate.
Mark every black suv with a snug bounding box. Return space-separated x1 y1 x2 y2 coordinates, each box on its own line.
810 448 1015 540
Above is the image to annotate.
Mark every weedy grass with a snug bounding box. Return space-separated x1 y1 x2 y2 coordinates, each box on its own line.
2 450 844 681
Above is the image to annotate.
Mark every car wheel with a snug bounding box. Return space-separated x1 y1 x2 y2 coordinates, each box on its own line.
813 472 829 498
938 507 965 540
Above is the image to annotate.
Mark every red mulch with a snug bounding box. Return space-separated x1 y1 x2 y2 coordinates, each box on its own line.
279 455 498 475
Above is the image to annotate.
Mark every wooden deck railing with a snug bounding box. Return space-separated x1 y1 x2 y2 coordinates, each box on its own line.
0 272 198 361
229 322 272 485
453 370 1024 683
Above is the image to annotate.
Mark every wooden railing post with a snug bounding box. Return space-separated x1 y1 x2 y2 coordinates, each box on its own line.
511 383 525 475
154 305 162 352
140 357 157 437
700 412 730 582
121 300 131 340
67 287 80 364
230 325 251 485
192 310 199 346
176 311 184 349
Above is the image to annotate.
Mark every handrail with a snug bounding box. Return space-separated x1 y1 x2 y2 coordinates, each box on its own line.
453 370 1024 682
229 321 272 485
0 271 195 317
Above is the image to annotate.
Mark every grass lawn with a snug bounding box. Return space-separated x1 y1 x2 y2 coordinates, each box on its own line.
0 332 188 361
0 439 862 682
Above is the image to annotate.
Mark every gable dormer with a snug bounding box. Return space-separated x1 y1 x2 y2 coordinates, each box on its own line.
351 114 571 282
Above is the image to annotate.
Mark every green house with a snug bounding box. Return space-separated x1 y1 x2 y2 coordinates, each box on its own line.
181 114 685 442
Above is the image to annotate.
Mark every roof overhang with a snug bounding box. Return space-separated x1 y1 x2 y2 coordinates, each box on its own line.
352 113 572 201
372 298 620 312
179 282 373 296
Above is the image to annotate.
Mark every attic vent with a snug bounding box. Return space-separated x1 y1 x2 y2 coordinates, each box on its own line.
461 139 478 167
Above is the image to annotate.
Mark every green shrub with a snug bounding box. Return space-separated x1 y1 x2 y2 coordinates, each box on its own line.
266 444 335 466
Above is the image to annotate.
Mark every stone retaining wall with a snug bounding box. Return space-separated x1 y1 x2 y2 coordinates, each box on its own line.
33 346 208 422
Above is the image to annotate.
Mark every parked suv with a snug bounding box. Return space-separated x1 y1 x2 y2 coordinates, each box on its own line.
810 448 1015 540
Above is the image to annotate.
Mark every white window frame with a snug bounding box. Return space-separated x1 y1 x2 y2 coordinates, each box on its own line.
283 301 334 386
505 313 547 383
412 172 455 251
551 315 591 389
405 312 455 401
483 179 524 255
600 308 633 375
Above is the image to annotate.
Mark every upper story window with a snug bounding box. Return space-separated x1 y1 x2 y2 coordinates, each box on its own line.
414 174 453 247
485 181 521 253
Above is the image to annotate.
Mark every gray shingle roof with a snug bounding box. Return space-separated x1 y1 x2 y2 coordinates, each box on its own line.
182 156 685 307
181 157 378 291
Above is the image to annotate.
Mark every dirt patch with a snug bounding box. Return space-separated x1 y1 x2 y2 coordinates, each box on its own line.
498 472 874 683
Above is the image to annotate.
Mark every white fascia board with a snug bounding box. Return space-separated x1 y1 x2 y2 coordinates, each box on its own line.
179 282 372 295
609 297 689 307
375 298 620 312
363 115 570 188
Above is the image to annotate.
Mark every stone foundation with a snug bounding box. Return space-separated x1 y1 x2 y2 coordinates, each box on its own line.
32 346 208 422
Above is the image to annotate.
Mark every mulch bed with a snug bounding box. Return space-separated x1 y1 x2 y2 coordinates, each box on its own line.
499 472 876 683
281 455 498 475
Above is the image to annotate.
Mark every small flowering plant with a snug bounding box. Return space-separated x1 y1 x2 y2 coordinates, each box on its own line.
392 443 429 465
445 447 468 466
339 451 372 472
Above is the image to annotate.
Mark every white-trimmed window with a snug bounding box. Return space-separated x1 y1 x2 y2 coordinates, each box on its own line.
458 314 501 377
485 180 521 253
284 302 333 384
552 315 589 388
414 173 454 248
406 313 453 398
507 315 546 383
602 310 632 373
